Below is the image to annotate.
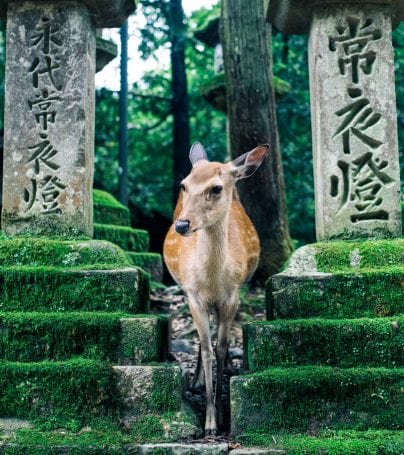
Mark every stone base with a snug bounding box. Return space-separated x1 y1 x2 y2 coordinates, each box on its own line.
94 224 149 252
230 366 403 435
267 240 404 319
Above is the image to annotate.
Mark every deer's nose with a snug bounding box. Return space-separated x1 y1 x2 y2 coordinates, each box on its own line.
175 219 190 235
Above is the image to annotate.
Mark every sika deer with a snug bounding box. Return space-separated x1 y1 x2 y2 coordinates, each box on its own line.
163 142 268 435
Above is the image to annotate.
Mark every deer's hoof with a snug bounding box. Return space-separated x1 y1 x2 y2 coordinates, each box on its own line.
205 428 217 437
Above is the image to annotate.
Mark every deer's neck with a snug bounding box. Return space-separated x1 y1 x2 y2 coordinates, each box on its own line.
196 214 228 271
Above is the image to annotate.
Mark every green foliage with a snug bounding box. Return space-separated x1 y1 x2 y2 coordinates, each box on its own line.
244 317 403 371
231 366 404 433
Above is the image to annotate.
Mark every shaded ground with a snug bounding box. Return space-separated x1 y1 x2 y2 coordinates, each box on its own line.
150 284 266 435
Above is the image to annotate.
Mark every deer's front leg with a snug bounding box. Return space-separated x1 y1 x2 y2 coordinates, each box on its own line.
187 294 217 436
215 295 238 429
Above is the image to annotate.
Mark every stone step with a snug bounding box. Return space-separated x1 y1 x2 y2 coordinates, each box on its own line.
243 317 403 371
236 430 404 454
0 359 114 423
127 252 163 282
231 366 403 435
0 361 199 438
0 266 149 313
267 240 404 320
0 312 169 364
93 189 131 227
94 223 149 252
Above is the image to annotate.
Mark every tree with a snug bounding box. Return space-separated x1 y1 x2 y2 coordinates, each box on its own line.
221 0 293 282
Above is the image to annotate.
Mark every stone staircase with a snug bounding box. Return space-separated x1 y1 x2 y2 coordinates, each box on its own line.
231 239 404 454
93 189 163 282
0 198 199 452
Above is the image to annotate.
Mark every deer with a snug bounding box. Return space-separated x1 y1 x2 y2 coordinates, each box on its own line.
163 142 268 436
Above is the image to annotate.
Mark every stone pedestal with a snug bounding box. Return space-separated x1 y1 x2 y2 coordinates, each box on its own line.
266 0 403 240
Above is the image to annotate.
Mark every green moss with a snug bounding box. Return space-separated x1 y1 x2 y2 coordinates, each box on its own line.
268 267 404 319
238 430 404 454
244 317 404 370
0 266 149 313
0 312 165 363
0 238 130 268
231 366 404 434
149 365 182 412
313 239 404 273
0 359 115 424
126 252 163 281
93 189 131 227
93 224 149 252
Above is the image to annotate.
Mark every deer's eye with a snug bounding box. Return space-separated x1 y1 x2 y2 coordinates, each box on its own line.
180 183 186 192
211 185 223 195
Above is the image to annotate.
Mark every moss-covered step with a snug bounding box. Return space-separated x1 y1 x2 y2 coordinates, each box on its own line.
0 237 131 268
127 252 163 282
230 366 403 435
243 317 404 371
237 430 404 455
113 365 200 438
0 359 114 425
94 224 149 253
267 240 404 319
93 189 131 227
0 312 168 364
0 266 149 313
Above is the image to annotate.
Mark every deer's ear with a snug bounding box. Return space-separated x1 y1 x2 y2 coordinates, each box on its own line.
231 144 269 179
189 142 208 166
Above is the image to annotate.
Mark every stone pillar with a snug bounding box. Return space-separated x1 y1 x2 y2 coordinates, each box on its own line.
0 0 135 237
267 0 403 241
309 4 401 240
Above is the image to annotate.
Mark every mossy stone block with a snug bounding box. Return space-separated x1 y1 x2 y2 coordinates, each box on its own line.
93 189 131 227
244 317 404 370
113 365 183 417
0 237 131 268
0 312 167 364
267 240 404 319
0 267 149 313
238 430 404 455
94 224 149 252
127 252 163 282
0 359 114 423
231 366 404 434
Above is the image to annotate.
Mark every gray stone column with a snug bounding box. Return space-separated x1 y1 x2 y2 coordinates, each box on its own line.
0 0 135 237
267 0 403 241
309 3 401 240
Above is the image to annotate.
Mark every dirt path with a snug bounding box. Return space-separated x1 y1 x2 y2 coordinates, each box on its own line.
150 285 265 434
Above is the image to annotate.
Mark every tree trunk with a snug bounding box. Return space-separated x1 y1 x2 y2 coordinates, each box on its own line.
221 0 293 283
169 0 191 204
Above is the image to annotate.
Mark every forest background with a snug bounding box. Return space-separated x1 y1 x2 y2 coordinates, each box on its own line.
0 0 402 249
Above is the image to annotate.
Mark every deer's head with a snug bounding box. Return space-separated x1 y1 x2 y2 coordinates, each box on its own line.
174 142 268 236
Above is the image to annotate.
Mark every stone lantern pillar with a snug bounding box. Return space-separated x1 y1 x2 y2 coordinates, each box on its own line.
0 0 135 237
267 0 403 241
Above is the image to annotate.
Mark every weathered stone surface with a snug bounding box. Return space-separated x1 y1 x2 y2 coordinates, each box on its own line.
266 0 404 34
0 0 135 28
266 242 404 319
96 36 118 73
2 1 95 237
309 4 401 240
127 443 228 454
